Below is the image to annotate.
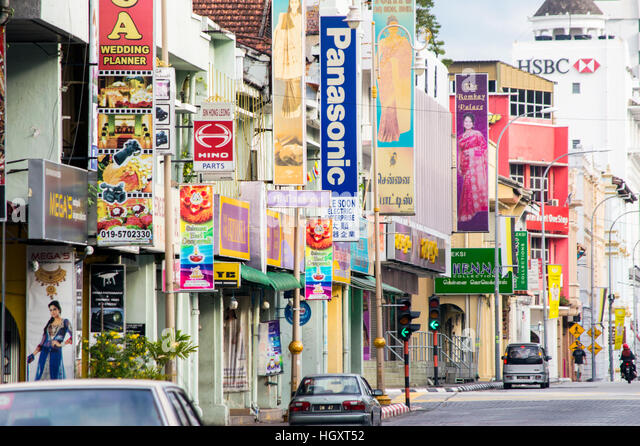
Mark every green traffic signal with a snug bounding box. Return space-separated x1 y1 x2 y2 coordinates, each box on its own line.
396 297 421 341
428 294 440 332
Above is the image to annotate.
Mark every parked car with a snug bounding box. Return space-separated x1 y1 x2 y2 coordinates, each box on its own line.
0 379 202 426
502 343 551 389
288 374 383 426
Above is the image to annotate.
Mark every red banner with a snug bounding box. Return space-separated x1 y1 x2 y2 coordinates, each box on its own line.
99 0 155 71
525 205 569 234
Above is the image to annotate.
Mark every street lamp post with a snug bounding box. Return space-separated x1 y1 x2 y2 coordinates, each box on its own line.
368 20 426 398
632 240 640 357
607 209 640 381
493 107 556 380
539 150 609 363
590 192 625 382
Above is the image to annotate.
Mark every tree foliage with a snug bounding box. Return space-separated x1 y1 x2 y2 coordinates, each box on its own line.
416 0 446 58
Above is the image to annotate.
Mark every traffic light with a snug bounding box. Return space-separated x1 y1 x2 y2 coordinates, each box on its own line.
397 297 421 341
428 295 441 331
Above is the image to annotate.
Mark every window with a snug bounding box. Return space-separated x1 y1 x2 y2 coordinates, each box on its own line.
530 166 549 203
530 237 550 263
489 80 496 93
572 83 581 94
506 345 543 365
434 66 438 98
503 87 553 119
572 140 581 150
168 390 201 426
510 164 525 185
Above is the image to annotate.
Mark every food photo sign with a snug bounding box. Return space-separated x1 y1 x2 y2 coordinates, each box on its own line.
305 218 333 301
96 0 155 246
179 185 215 291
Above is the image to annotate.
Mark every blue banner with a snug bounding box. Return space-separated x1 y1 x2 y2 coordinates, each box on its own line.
320 15 359 241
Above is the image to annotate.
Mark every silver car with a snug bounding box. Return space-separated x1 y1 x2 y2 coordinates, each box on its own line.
288 374 383 426
0 379 202 426
502 343 551 389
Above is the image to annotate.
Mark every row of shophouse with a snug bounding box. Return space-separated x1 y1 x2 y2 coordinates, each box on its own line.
2 0 640 426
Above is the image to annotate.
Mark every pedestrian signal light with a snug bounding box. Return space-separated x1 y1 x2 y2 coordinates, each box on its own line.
396 297 421 341
428 295 441 331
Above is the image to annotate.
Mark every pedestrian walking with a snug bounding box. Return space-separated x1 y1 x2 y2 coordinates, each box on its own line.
572 342 587 382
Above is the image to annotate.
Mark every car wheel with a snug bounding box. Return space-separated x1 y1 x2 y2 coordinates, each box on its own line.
363 413 373 426
503 383 512 389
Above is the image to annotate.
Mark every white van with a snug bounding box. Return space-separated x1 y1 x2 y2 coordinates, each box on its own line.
501 343 551 389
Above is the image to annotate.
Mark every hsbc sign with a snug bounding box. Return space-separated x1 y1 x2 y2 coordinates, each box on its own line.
517 58 601 75
193 102 235 175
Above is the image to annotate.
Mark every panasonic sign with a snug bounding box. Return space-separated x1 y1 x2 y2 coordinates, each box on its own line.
320 15 359 241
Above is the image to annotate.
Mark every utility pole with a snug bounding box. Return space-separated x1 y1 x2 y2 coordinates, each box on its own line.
161 0 176 383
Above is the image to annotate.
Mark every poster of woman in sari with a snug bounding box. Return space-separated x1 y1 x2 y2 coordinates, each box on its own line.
457 113 488 226
273 0 305 185
377 16 412 143
26 246 76 382
27 301 73 381
455 73 489 232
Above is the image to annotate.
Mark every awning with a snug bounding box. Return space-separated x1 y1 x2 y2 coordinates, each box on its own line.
240 264 273 288
350 275 406 295
267 271 303 292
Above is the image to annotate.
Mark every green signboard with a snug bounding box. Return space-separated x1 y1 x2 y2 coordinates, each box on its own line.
515 231 528 291
435 248 514 295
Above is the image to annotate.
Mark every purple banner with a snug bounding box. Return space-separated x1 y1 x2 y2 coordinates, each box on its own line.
455 73 489 232
217 195 250 260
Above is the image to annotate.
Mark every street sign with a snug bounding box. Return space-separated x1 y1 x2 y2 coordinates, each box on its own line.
569 323 584 338
569 340 583 351
587 327 602 339
587 343 602 355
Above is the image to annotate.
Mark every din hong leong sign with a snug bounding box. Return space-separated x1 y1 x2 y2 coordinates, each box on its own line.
434 248 513 295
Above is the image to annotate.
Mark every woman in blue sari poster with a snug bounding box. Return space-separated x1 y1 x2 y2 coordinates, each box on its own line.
27 300 72 380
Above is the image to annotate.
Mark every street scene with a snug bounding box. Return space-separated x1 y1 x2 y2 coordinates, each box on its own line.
2 0 640 430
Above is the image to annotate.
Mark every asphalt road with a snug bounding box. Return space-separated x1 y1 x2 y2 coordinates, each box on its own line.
384 381 640 426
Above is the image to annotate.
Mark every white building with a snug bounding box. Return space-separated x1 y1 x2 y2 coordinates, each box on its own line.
513 0 640 381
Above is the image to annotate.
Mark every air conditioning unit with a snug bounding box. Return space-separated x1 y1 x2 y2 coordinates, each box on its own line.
549 199 559 206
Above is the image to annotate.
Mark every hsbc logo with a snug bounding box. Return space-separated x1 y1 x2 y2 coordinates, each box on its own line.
573 58 600 73
517 58 601 75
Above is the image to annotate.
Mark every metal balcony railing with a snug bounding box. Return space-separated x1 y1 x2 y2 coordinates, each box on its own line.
385 330 476 376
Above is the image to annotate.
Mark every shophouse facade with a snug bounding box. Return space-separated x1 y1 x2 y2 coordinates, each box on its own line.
514 0 640 381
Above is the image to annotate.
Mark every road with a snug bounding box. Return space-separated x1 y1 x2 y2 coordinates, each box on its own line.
385 381 640 426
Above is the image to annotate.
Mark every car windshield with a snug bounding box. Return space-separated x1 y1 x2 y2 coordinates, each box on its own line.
296 376 361 396
0 388 163 426
506 346 543 365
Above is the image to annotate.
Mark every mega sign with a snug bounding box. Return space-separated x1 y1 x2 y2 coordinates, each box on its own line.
434 248 513 295
517 58 600 75
525 205 569 234
28 160 89 245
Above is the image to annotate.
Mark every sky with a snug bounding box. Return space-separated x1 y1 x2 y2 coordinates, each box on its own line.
432 0 544 62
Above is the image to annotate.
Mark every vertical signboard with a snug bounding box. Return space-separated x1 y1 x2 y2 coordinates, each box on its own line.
179 185 215 291
257 320 284 376
455 73 489 232
88 1 99 171
0 26 6 221
615 308 626 350
373 0 416 215
333 242 351 285
305 218 333 300
272 0 306 185
217 196 250 260
90 264 125 334
26 246 76 381
547 264 562 319
154 67 176 155
515 231 529 291
320 15 359 241
96 0 155 246
193 102 235 177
